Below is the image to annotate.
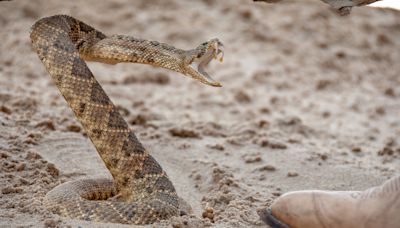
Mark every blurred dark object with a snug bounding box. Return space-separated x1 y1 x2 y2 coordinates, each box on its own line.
254 0 382 16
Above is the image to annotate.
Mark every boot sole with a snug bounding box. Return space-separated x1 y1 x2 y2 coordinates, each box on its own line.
258 208 290 228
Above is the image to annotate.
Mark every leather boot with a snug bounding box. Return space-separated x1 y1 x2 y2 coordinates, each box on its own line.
258 175 400 228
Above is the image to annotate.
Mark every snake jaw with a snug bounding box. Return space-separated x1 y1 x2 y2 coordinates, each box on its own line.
185 38 224 87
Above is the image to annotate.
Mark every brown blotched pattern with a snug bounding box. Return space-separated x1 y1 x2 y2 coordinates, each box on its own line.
30 15 222 225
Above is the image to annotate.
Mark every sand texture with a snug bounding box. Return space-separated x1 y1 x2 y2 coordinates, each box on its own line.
0 0 399 227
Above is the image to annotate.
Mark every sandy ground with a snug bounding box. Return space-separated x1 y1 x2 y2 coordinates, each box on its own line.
0 0 399 227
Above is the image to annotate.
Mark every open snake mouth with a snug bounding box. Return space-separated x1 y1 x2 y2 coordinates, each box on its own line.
187 39 224 87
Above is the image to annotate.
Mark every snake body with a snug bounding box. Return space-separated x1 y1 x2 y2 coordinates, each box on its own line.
30 15 223 224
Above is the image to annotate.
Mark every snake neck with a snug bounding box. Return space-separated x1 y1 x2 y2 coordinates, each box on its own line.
80 34 188 74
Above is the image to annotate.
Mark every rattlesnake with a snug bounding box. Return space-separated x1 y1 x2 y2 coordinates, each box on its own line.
30 15 223 225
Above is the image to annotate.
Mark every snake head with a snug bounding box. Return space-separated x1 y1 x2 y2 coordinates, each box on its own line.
184 38 224 87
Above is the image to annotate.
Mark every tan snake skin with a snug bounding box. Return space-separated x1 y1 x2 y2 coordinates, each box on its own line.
30 15 223 224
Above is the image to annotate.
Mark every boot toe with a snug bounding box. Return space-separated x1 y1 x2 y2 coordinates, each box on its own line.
257 207 290 228
259 191 318 228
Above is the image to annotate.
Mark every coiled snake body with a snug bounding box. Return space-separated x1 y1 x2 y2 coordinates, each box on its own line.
30 15 223 224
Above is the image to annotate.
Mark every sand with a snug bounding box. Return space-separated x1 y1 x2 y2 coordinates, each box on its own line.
0 0 399 227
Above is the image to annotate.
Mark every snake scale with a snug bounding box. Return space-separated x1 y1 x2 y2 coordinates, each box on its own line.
30 15 223 224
